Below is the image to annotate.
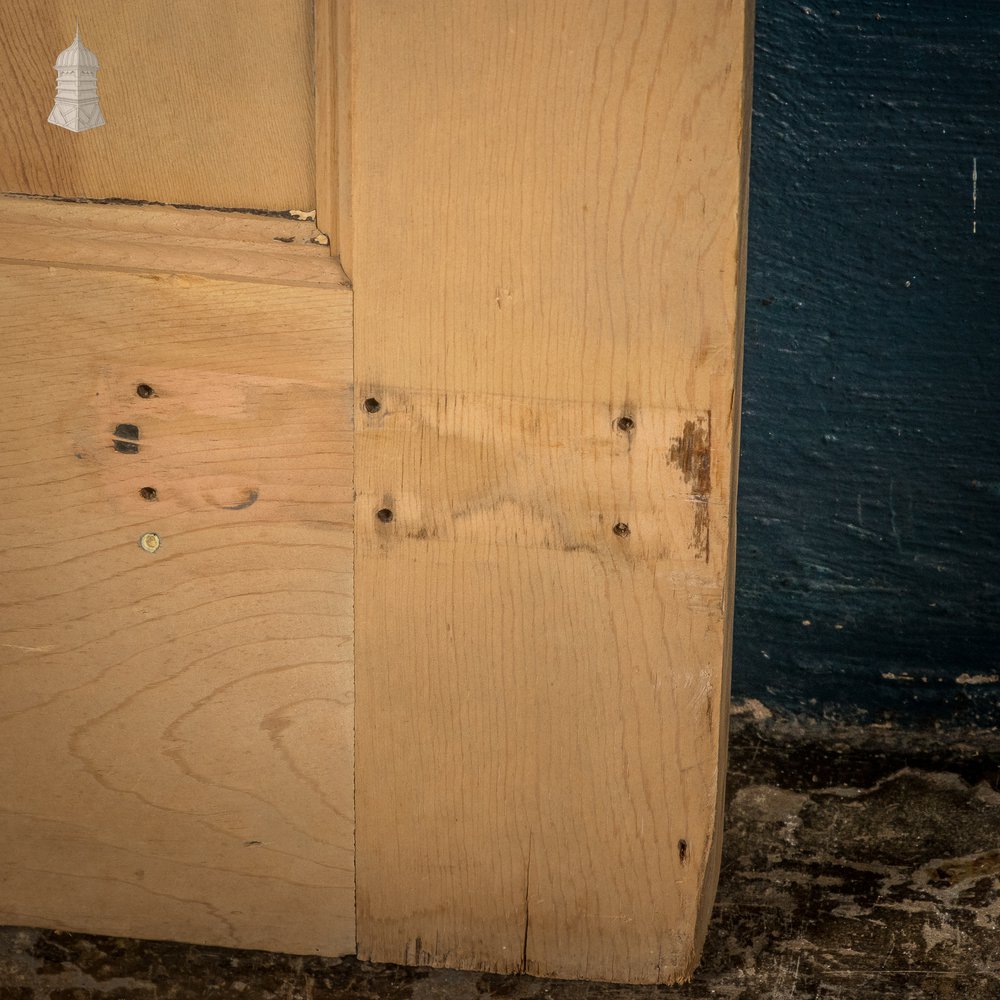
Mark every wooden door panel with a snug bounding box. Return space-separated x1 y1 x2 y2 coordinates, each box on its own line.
0 2 315 212
0 197 355 955
0 0 752 982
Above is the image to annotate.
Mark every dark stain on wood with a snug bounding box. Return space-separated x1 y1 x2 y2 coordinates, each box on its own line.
112 423 139 454
669 415 711 560
221 488 259 511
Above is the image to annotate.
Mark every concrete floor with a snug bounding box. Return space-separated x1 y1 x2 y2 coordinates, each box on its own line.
2 708 998 999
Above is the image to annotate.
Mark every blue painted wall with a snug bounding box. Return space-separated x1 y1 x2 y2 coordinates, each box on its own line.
735 0 1000 726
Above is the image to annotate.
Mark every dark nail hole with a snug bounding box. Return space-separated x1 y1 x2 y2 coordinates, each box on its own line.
616 416 635 432
376 508 394 523
136 384 155 398
139 486 158 502
112 423 140 454
363 397 382 413
678 839 688 863
613 522 630 537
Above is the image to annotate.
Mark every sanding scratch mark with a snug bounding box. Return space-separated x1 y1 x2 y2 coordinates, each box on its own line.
972 157 978 235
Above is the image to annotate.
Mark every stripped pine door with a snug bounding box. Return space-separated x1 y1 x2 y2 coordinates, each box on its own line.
0 0 752 984
338 0 753 984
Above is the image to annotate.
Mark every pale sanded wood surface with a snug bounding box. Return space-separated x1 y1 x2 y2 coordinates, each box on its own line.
314 0 339 250
316 0 354 269
0 197 347 288
0 198 354 955
346 0 753 983
315 0 337 244
0 1 315 212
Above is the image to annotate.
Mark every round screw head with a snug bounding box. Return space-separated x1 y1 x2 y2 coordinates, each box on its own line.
613 522 630 538
139 532 161 553
616 416 635 432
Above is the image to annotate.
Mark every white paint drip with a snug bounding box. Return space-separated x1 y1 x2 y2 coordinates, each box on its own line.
972 157 978 235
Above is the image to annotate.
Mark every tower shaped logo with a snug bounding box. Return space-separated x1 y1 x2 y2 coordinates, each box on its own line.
48 25 106 133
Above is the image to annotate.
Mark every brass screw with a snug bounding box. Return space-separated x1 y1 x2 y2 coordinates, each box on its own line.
139 532 161 553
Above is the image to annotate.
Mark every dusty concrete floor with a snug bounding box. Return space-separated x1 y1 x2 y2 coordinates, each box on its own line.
2 710 998 999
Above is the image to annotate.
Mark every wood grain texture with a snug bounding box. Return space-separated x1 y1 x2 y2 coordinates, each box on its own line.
0 1 314 212
0 196 348 288
315 0 337 244
335 0 355 277
347 0 752 983
315 0 355 273
0 199 354 955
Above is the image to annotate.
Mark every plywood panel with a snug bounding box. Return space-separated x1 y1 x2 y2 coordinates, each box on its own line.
346 0 752 983
0 1 314 212
0 198 354 955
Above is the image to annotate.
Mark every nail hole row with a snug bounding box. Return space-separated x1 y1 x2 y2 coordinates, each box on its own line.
136 386 157 500
364 396 636 538
614 412 635 537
